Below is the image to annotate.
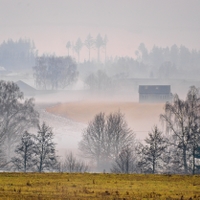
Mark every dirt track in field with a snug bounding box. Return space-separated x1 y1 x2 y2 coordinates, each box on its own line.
46 101 165 140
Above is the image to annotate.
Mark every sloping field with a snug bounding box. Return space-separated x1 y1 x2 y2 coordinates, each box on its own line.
0 173 199 199
46 101 165 140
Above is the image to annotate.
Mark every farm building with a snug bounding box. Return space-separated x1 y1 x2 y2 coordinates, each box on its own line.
16 80 36 97
138 85 172 103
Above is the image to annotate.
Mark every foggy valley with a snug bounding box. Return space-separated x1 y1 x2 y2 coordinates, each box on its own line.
0 0 200 174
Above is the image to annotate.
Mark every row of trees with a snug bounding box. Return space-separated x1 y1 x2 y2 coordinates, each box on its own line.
66 33 108 63
0 37 200 82
1 80 200 174
0 38 37 70
78 86 200 174
33 55 78 90
136 43 200 70
135 43 200 79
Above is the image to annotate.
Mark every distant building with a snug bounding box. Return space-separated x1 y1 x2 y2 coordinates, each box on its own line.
138 85 172 103
16 80 36 97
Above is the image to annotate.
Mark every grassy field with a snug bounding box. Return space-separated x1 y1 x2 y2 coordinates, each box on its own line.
0 173 199 199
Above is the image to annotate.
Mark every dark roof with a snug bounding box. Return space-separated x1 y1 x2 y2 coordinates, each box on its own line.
139 85 171 94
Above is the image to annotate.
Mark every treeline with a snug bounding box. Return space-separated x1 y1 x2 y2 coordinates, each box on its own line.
1 80 200 174
135 43 200 79
0 38 37 71
1 37 200 90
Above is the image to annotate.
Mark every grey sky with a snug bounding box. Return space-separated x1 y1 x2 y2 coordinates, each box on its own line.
1 0 200 59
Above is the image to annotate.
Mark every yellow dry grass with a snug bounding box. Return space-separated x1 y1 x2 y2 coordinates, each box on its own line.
0 173 199 199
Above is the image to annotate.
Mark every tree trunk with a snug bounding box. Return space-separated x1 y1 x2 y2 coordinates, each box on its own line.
152 157 155 174
192 147 196 175
97 48 100 63
24 146 27 172
183 145 188 174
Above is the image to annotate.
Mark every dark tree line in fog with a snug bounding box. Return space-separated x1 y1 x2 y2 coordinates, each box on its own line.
0 38 37 71
33 55 78 90
0 80 200 174
1 38 200 91
135 43 200 79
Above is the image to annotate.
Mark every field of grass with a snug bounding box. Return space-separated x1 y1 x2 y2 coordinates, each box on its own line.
0 173 199 199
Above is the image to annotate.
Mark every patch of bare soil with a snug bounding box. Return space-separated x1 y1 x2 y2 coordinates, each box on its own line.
46 101 165 140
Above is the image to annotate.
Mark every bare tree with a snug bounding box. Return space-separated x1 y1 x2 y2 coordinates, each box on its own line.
160 86 200 174
95 34 104 63
0 81 39 162
111 145 135 174
137 126 167 174
66 41 71 56
161 94 189 173
11 131 34 172
74 38 83 63
79 111 135 171
185 86 200 174
103 35 108 63
61 152 89 173
33 122 58 172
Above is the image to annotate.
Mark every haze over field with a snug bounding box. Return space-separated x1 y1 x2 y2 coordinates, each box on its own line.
1 0 200 173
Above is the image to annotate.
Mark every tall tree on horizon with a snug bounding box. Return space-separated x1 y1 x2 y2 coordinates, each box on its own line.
66 41 71 56
95 34 104 63
74 38 83 63
103 35 108 63
84 34 94 62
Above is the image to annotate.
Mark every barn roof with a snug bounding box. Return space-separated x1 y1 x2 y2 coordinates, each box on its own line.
16 80 36 96
139 85 171 94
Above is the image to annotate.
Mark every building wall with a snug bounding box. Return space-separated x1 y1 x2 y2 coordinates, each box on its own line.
139 93 171 103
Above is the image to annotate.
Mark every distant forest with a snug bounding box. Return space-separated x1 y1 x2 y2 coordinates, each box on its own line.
0 37 200 88
0 38 37 71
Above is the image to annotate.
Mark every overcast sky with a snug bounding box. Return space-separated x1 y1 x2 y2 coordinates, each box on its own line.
1 0 200 60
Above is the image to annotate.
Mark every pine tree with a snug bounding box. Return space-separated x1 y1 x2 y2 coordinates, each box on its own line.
11 131 34 172
33 122 58 172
